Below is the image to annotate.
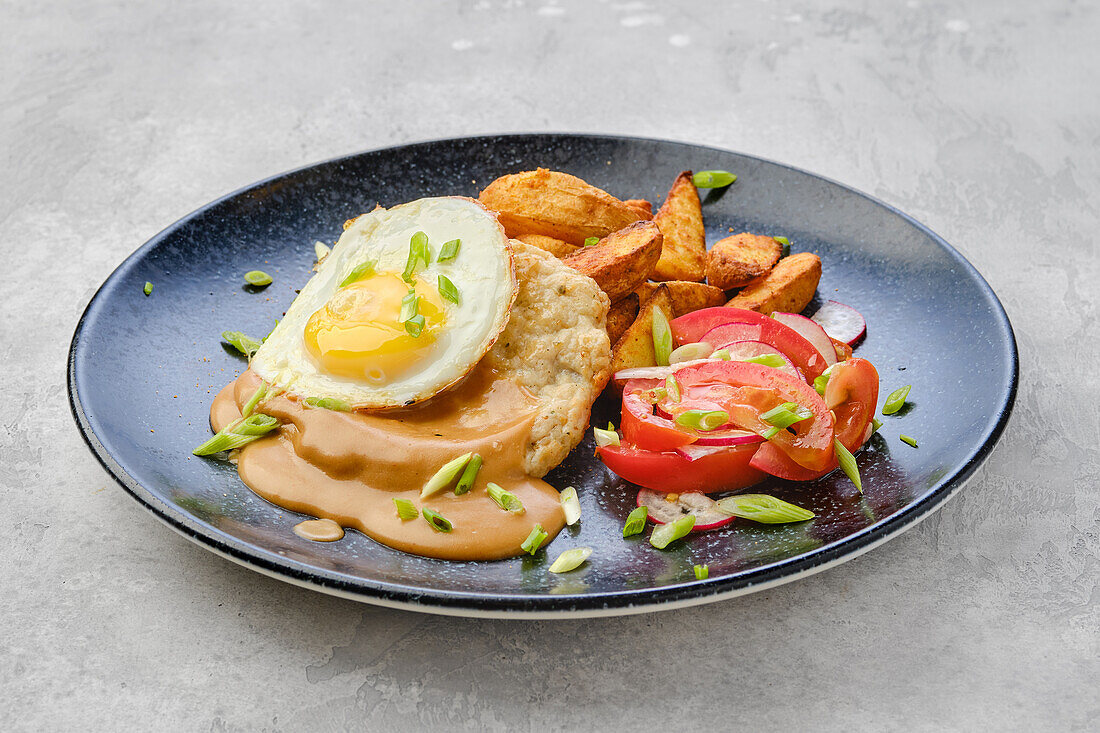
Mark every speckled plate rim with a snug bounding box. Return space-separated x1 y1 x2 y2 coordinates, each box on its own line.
68 132 1018 618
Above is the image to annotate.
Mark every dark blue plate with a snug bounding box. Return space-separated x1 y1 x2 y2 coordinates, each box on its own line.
68 134 1017 617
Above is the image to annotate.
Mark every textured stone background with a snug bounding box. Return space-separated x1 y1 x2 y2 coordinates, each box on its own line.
3 1 1097 730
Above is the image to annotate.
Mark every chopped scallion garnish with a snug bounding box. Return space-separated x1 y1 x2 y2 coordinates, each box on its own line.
694 564 709 580
240 384 267 417
520 524 548 555
393 498 418 520
548 547 592 573
399 289 420 323
649 514 695 549
623 506 648 537
773 236 791 257
422 507 453 532
438 238 461 262
665 374 681 403
402 231 431 282
834 438 862 493
716 494 815 524
744 353 786 368
669 342 713 364
692 170 737 188
584 236 600 247
760 402 813 430
438 274 460 305
244 270 272 287
143 281 153 296
305 396 351 411
559 486 581 525
221 330 263 358
193 413 279 456
674 409 729 432
762 426 781 440
420 452 473 499
651 308 673 366
487 482 525 513
340 259 376 288
882 385 911 415
453 453 482 495
871 417 883 433
593 426 620 447
899 434 918 448
405 314 425 338
710 348 731 360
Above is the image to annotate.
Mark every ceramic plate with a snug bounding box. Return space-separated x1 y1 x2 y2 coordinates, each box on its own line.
69 134 1017 617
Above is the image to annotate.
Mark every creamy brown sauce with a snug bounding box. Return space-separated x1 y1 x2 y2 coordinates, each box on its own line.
292 518 345 542
210 366 565 561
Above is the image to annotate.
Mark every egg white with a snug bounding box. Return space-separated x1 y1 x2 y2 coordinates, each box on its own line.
252 196 516 409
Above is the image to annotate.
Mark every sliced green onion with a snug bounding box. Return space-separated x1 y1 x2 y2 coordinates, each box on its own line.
143 281 153 296
692 170 737 188
882 385 911 415
665 374 681 403
760 402 813 429
669 342 713 364
262 319 279 342
422 507 453 532
438 238 461 262
559 486 581 525
900 434 918 448
871 417 883 433
453 453 482 495
651 308 673 366
221 330 263 358
710 348 731 360
584 236 600 247
674 409 730 432
240 384 267 417
813 363 838 395
623 506 648 537
192 413 279 456
520 524 548 555
762 426 781 440
399 289 420 323
549 546 591 573
744 353 787 368
393 498 418 520
773 236 791 257
437 274 460 305
420 452 473 498
487 482 525 513
244 270 272 287
340 260 376 288
642 386 668 403
650 514 695 549
402 231 431 282
593 426 620 447
834 438 862 493
314 241 331 261
404 314 425 338
305 396 351 411
716 494 815 523
694 564 709 580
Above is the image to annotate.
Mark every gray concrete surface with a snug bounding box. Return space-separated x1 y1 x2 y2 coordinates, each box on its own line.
3 1 1097 730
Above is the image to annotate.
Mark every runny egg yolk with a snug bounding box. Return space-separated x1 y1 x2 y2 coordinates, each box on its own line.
304 272 445 383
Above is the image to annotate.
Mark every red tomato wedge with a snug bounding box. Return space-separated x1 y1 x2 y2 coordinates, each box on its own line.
597 442 765 494
671 307 775 346
703 321 829 380
750 358 879 480
670 361 835 471
621 378 696 452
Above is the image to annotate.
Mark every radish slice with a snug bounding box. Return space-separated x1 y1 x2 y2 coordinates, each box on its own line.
770 312 837 366
811 300 866 346
612 359 711 382
637 489 733 531
692 428 765 447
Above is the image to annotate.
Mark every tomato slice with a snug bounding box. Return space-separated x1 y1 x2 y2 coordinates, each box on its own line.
597 443 765 494
750 358 879 480
670 360 835 471
670 307 776 346
702 321 829 380
621 378 697 451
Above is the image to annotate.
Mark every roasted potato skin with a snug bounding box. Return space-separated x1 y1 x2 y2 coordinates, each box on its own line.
478 168 645 246
610 284 674 378
705 233 783 290
606 293 640 345
622 198 653 219
634 280 726 318
726 252 822 315
561 220 663 301
514 233 580 259
651 171 707 282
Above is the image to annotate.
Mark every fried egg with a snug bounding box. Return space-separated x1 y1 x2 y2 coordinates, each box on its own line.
252 197 516 409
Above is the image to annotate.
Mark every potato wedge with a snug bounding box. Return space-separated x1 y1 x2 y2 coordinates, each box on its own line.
705 233 783 289
622 198 653 219
479 168 645 245
610 285 674 376
651 171 706 282
606 293 640 345
634 280 726 318
561 220 662 301
514 233 579 258
726 252 821 315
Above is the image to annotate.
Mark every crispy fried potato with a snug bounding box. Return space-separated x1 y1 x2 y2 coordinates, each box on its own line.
705 233 783 290
726 252 821 315
651 171 707 282
478 168 645 246
622 198 653 219
514 233 579 258
561 220 662 301
610 285 674 377
634 280 726 318
606 293 640 345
